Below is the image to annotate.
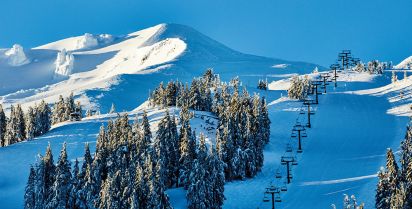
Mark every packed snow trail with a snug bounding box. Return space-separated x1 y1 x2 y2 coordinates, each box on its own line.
280 87 407 208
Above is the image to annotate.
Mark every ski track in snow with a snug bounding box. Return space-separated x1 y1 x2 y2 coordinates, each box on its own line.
300 174 377 186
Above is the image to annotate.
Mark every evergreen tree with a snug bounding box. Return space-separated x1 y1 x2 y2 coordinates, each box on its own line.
48 143 72 209
387 148 399 199
43 143 56 206
0 104 6 147
99 171 122 209
187 135 210 209
24 165 36 209
35 100 51 135
4 104 26 145
25 107 36 140
34 157 46 209
179 106 196 189
376 168 391 209
52 95 66 124
207 146 225 209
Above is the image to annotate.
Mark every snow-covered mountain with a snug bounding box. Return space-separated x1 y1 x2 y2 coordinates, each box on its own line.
0 23 322 113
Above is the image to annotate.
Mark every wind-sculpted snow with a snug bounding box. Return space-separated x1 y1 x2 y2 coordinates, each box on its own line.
1 44 30 66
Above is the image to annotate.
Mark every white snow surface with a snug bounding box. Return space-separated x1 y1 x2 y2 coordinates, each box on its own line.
395 55 412 69
0 23 336 209
54 49 74 78
1 44 30 66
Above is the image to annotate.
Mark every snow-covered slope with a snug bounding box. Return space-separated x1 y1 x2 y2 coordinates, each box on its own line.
1 69 408 209
395 55 412 69
0 23 322 114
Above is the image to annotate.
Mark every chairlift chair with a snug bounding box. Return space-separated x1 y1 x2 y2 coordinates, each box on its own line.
292 160 298 165
275 169 282 178
281 184 288 192
286 143 293 152
275 196 282 202
263 194 270 202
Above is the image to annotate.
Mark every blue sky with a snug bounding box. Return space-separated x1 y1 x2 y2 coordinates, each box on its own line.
0 0 411 66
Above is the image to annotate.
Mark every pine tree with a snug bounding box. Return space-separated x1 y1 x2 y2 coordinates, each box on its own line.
48 143 72 209
43 143 56 207
99 171 122 209
25 107 36 140
36 100 51 135
0 104 6 147
69 159 79 209
187 135 210 209
34 157 46 209
52 95 66 124
24 165 36 209
387 148 399 191
376 168 391 209
4 104 26 145
207 146 225 209
179 106 196 189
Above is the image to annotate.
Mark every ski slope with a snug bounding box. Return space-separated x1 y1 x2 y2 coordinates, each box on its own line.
0 69 410 209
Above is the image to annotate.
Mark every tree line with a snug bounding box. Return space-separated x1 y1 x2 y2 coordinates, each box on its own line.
24 69 271 208
24 110 225 209
376 123 412 208
0 93 82 148
149 69 271 180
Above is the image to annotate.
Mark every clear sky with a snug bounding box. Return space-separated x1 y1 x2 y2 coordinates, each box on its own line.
1 0 411 66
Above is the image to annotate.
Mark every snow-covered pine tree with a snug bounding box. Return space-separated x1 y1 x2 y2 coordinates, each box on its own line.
109 103 116 114
99 170 122 209
43 144 56 207
4 104 26 146
34 157 46 209
391 182 408 209
47 143 72 209
25 107 36 140
69 159 79 209
35 100 51 136
207 146 225 209
146 152 172 209
0 104 6 147
153 110 175 188
52 95 66 124
400 125 412 182
179 105 196 189
187 134 210 209
386 148 399 204
24 165 36 209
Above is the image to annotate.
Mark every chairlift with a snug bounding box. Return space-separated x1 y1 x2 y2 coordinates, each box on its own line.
292 161 298 165
297 149 303 153
275 169 282 178
275 196 282 202
281 185 288 192
291 133 297 138
301 133 308 138
286 143 293 152
263 194 270 202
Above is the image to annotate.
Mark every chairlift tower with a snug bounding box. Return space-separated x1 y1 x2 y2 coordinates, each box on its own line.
303 99 315 128
338 50 352 70
291 123 307 153
263 185 281 209
311 80 322 104
320 73 331 94
330 63 340 87
281 156 298 184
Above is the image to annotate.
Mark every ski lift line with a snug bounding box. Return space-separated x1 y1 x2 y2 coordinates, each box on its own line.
262 77 328 205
